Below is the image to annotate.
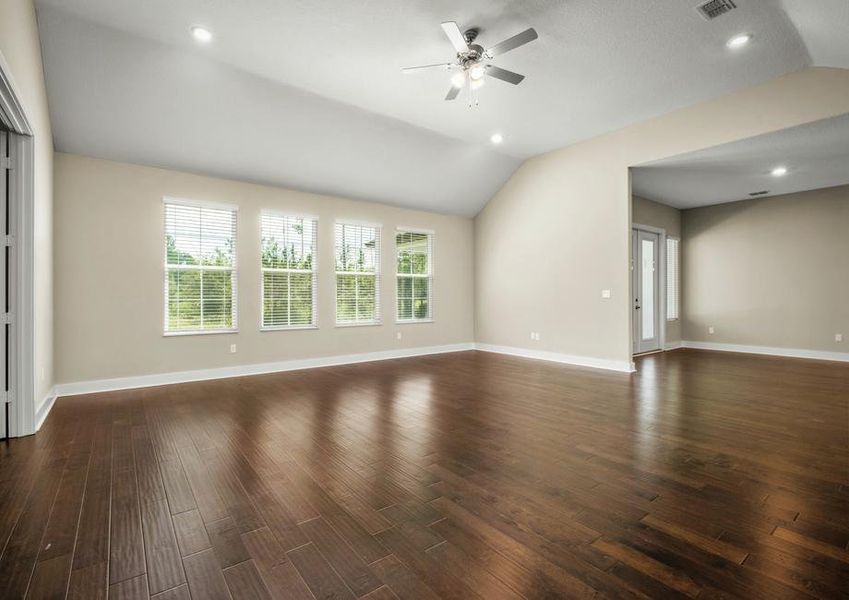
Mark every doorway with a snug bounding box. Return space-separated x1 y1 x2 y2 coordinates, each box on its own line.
1 55 36 439
632 226 662 354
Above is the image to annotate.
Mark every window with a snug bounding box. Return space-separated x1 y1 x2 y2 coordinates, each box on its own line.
335 222 380 325
396 230 433 322
164 200 237 334
261 213 317 329
666 237 680 320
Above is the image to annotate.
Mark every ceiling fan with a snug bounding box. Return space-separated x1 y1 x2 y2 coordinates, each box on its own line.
402 21 538 105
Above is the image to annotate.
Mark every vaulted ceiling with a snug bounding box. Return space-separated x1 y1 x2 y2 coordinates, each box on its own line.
36 0 849 216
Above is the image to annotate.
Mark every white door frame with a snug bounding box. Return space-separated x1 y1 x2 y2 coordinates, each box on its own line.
632 223 666 356
0 51 36 438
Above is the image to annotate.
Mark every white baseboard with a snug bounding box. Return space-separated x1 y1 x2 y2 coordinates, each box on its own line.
53 343 476 397
35 387 57 431
664 341 683 350
681 341 849 362
474 343 635 373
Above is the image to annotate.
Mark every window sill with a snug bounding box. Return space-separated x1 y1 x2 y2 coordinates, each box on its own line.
260 325 318 332
163 328 238 337
666 318 679 322
335 321 382 328
396 319 434 325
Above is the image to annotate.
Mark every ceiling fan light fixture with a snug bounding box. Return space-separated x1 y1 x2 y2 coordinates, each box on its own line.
402 21 537 105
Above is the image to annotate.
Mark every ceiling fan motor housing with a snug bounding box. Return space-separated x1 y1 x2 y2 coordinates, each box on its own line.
462 44 485 67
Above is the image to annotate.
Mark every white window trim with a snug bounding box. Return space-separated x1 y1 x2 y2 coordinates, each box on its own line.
334 222 382 326
259 213 319 331
163 198 239 336
395 229 434 324
162 196 238 211
666 236 680 322
261 208 318 221
163 328 239 338
336 218 382 228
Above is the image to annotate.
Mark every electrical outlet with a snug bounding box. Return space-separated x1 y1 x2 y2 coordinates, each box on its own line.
530 331 535 340
230 344 237 353
601 289 611 299
708 326 715 335
396 332 402 340
836 333 843 343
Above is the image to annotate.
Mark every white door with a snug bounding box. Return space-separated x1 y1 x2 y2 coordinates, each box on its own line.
632 228 661 354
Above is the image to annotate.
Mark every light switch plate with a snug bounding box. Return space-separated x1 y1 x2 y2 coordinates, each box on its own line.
601 289 611 299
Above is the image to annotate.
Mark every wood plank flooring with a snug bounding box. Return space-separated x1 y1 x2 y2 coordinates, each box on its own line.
1 349 847 599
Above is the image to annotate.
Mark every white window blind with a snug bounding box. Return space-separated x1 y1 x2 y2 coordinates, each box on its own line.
261 213 317 328
396 230 433 322
666 237 680 321
164 200 237 333
335 222 380 324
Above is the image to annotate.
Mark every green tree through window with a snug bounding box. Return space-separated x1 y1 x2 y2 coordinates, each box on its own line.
164 202 237 332
335 223 380 324
396 230 432 321
262 214 317 328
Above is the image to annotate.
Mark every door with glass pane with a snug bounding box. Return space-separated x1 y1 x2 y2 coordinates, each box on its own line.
632 229 661 354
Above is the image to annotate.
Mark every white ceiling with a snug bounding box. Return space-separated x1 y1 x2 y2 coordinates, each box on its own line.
35 0 849 215
632 113 849 209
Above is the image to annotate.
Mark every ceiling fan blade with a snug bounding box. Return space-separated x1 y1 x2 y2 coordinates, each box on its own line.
486 65 525 85
401 63 453 73
441 21 469 54
445 86 461 101
486 27 538 57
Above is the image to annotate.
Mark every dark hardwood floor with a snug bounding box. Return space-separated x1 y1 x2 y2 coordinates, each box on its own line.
1 349 847 599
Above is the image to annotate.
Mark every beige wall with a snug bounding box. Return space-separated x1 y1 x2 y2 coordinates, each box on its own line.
632 195 681 239
53 153 474 384
682 185 848 352
475 67 849 368
0 0 54 410
632 195 682 345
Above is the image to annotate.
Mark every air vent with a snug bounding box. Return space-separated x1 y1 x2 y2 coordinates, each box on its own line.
749 190 769 197
696 0 737 20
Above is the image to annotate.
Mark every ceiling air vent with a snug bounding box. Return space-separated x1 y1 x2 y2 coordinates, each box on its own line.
696 0 737 20
749 190 769 197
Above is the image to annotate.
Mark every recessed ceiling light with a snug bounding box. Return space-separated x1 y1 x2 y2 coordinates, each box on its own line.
191 26 212 43
490 133 504 145
726 33 752 49
771 166 787 176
